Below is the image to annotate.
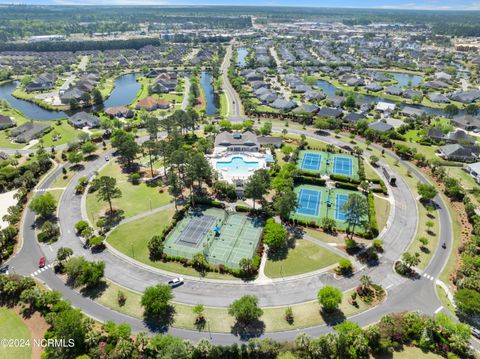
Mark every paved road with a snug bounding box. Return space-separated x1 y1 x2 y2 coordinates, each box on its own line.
3 126 454 344
221 44 243 121
0 74 471 346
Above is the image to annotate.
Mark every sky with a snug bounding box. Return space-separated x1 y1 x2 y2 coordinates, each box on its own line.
1 0 480 10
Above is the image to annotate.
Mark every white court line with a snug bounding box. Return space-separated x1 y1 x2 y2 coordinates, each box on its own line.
434 306 443 314
385 284 393 290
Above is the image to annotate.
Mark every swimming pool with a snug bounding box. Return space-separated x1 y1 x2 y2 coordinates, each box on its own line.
216 156 260 177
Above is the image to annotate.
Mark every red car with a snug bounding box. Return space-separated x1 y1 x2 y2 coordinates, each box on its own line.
39 257 46 268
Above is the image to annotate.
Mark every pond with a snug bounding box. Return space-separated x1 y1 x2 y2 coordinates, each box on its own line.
103 73 140 108
200 72 219 117
0 81 68 120
390 72 423 88
0 73 141 121
237 48 248 67
315 80 337 97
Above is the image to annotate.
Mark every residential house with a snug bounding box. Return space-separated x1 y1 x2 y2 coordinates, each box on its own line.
25 73 57 92
0 114 15 130
465 162 480 183
68 112 101 128
368 121 394 133
318 107 342 118
428 93 450 103
439 144 480 162
270 98 296 111
451 115 480 131
10 122 50 143
136 97 171 111
105 106 134 119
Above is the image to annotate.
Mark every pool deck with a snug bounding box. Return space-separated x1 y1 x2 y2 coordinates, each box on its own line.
208 150 268 183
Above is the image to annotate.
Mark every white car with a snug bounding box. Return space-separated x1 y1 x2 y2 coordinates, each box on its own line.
105 156 110 161
472 327 480 339
167 277 184 288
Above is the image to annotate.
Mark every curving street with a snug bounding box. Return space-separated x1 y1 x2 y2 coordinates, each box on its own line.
1 45 469 347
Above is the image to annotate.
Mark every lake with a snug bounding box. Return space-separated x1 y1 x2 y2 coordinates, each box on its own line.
315 79 450 117
390 72 423 88
237 48 248 67
200 72 219 117
103 73 141 108
0 73 141 121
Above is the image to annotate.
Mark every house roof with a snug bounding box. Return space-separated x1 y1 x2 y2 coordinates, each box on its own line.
214 131 259 147
368 121 394 132
257 136 283 146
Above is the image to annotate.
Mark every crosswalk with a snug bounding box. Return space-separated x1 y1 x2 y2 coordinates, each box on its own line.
30 263 54 277
423 273 434 281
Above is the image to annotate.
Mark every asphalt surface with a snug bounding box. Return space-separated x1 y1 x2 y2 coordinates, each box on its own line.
3 126 462 345
2 58 478 348
221 44 244 121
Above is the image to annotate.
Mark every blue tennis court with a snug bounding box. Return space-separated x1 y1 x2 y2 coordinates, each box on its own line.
335 193 349 220
333 156 352 176
301 153 321 171
296 188 321 216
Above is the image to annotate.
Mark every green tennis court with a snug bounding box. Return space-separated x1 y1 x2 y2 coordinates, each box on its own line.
164 207 263 269
297 150 359 180
291 185 367 229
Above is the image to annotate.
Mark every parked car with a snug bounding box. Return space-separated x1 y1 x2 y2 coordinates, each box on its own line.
167 277 184 288
39 257 46 268
472 327 480 339
105 155 110 161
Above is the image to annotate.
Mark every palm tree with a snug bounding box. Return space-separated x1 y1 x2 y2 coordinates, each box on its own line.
360 275 372 292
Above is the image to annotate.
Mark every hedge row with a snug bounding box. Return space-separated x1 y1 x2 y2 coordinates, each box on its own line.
369 177 388 195
294 176 326 186
335 182 358 191
330 173 361 184
368 192 380 238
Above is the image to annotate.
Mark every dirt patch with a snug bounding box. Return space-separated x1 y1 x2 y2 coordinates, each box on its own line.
194 95 205 110
13 307 49 359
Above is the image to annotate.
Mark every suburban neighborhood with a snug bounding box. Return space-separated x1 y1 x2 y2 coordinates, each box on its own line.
0 3 479 359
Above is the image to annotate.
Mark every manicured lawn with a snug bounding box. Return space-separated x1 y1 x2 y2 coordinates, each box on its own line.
439 193 462 291
106 208 238 280
374 346 443 359
220 92 228 117
48 189 64 203
97 281 372 333
0 131 23 148
304 227 345 244
264 239 342 278
364 161 381 180
435 284 456 314
34 121 83 148
407 200 440 271
0 307 31 359
373 195 390 231
404 129 422 142
86 160 172 223
393 140 439 162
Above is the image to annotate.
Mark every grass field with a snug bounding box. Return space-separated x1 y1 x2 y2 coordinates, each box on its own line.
374 346 443 358
97 281 371 332
373 195 391 231
0 307 31 359
407 199 440 271
34 121 83 148
264 239 342 278
106 208 238 280
86 160 172 223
